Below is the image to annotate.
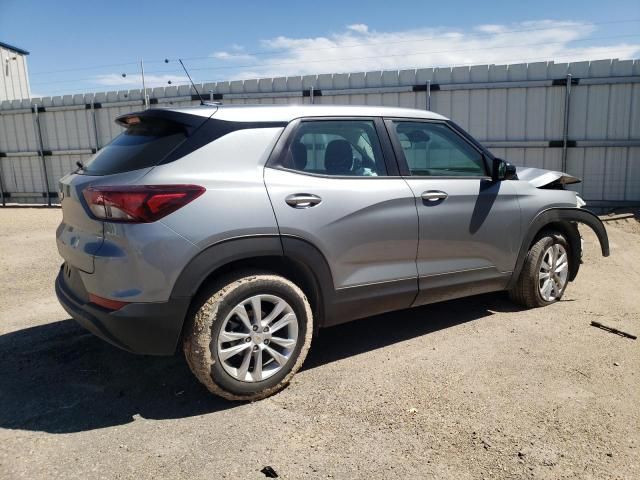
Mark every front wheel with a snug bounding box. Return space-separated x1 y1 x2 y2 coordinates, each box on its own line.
183 273 313 401
509 232 571 308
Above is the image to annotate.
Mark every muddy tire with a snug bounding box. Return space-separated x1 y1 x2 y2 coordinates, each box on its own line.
509 232 571 308
183 273 313 401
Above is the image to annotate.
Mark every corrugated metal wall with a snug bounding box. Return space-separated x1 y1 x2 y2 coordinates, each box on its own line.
0 45 31 102
1 58 639 206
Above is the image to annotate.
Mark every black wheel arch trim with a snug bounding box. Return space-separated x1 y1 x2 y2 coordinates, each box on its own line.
508 207 609 289
170 235 284 299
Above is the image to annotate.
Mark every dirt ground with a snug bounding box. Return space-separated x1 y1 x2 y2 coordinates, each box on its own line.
0 208 638 480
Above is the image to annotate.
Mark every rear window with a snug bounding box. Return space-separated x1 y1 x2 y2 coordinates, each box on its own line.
80 116 187 175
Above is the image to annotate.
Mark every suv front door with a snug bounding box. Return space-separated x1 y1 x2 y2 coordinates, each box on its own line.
386 119 521 306
265 118 419 325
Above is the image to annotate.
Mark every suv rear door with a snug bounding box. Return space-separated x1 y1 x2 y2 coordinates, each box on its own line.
385 119 521 306
264 117 419 325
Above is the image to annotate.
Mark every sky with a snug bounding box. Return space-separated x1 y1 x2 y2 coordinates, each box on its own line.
1 0 639 98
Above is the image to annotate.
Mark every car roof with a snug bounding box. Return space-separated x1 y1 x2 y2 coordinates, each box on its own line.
165 103 449 122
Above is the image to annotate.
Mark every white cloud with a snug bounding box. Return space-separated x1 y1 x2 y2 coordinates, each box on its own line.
94 73 188 88
474 24 505 34
212 51 256 61
347 23 369 34
211 43 256 62
201 20 640 81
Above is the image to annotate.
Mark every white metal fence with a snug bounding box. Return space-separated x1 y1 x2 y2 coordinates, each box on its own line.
1 58 639 207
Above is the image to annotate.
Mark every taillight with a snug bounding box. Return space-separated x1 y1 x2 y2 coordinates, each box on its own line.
88 294 129 311
82 185 205 223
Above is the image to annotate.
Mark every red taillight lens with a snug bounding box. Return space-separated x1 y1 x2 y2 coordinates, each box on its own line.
82 185 205 223
88 294 129 311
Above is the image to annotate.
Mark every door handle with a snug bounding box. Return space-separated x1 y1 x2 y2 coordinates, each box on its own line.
421 190 448 202
285 194 322 208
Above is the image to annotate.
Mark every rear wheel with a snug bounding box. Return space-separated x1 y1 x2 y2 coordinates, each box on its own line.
509 232 570 308
183 273 313 401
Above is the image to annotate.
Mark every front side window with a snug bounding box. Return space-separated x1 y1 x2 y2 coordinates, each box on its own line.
282 120 387 176
393 121 486 177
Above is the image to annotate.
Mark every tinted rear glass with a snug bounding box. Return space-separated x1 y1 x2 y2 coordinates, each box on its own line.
80 117 187 175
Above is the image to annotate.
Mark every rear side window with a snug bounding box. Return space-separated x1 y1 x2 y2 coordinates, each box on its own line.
282 120 387 177
81 117 187 175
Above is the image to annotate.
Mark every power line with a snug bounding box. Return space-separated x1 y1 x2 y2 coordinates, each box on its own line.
31 32 640 86
28 18 640 77
201 49 640 84
30 61 140 76
153 33 640 75
35 48 639 96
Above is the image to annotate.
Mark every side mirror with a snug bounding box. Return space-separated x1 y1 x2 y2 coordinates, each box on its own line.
492 158 517 181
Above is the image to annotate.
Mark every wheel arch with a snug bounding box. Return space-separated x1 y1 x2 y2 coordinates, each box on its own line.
171 235 333 337
507 207 609 289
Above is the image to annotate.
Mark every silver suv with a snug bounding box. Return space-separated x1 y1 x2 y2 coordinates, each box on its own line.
55 104 609 400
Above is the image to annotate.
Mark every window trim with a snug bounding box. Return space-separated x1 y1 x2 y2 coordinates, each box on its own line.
383 118 492 179
266 116 400 178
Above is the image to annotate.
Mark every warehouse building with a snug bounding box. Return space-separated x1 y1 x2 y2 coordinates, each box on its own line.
0 41 30 101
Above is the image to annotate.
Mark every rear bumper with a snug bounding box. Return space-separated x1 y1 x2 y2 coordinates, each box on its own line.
55 265 190 356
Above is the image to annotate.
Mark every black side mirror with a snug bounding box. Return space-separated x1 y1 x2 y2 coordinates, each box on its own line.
492 158 517 181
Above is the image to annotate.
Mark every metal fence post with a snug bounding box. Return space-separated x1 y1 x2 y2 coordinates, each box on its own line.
90 99 100 150
33 104 52 207
561 73 572 172
426 80 431 110
0 165 6 206
310 86 315 104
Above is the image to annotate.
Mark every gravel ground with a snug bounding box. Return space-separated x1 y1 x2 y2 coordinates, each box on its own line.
0 208 638 480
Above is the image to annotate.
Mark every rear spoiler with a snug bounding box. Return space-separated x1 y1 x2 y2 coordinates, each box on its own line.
115 109 215 131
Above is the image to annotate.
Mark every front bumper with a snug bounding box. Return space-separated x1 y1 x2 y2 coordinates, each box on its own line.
55 265 190 356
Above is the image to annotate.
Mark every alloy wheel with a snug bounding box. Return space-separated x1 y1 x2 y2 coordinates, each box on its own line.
215 294 299 382
538 243 569 302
